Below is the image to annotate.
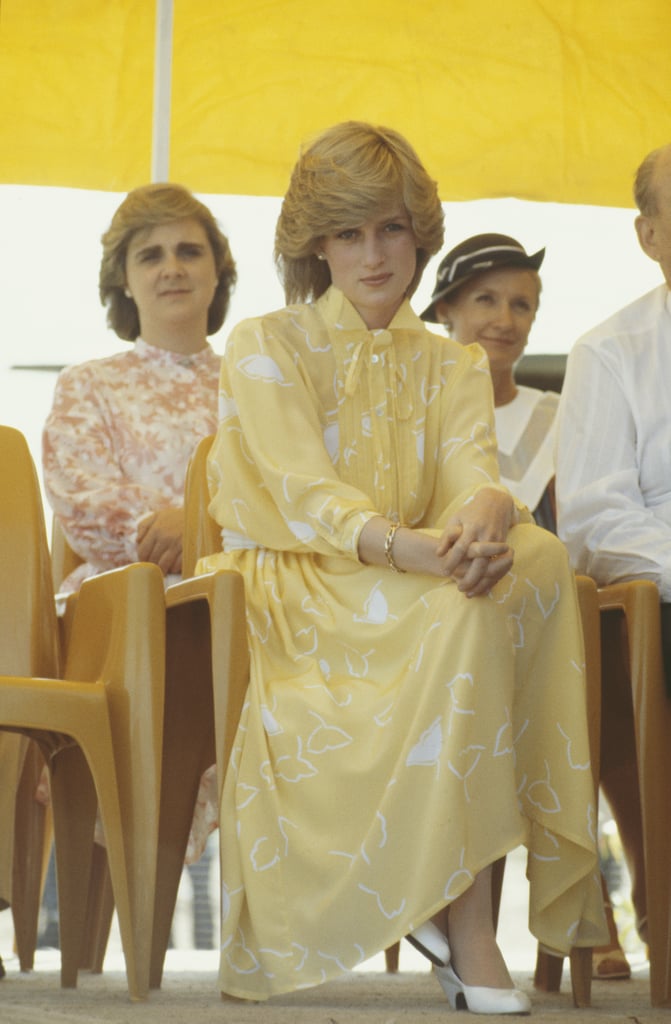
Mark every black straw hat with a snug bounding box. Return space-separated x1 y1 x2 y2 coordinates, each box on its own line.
420 233 545 323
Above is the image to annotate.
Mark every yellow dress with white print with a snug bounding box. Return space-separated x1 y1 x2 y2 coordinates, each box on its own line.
198 286 606 1000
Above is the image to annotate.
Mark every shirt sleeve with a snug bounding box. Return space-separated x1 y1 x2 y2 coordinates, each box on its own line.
42 364 176 571
555 340 671 598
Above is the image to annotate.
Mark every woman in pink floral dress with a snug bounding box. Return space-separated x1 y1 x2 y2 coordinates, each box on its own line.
42 182 236 592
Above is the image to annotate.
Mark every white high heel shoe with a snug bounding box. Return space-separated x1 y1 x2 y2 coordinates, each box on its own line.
435 962 531 1015
406 921 451 966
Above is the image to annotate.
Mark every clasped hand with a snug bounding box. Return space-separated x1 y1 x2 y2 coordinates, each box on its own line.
436 488 515 597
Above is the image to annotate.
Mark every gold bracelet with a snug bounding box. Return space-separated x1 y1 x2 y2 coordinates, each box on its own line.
384 522 406 573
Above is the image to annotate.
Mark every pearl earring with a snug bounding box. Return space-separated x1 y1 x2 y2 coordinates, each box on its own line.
317 252 326 261
124 287 132 298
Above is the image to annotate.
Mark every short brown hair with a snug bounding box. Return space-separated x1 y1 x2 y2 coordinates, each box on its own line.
99 183 237 341
275 121 444 304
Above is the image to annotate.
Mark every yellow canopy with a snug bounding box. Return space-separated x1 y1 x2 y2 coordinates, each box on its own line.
0 0 669 206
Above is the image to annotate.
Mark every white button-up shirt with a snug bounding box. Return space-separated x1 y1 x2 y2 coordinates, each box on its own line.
555 284 671 600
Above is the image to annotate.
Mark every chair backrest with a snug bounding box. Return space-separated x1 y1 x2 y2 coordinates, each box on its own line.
0 426 59 677
182 433 219 577
51 517 84 591
181 431 250 780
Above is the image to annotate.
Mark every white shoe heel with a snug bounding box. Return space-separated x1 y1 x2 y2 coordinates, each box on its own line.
406 921 450 966
435 963 531 1015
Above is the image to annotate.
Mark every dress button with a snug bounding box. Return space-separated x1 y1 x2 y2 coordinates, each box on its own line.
371 354 379 364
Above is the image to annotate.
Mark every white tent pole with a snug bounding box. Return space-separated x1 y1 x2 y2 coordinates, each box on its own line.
151 0 173 182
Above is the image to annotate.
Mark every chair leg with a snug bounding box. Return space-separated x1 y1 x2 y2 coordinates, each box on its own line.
569 947 592 1008
79 844 114 972
12 741 52 972
491 856 506 932
384 941 400 973
534 948 564 991
626 590 671 1006
48 745 98 989
533 941 590 1005
149 601 217 989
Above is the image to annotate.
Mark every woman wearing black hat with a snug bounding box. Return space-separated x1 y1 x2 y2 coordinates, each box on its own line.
421 234 558 533
423 234 631 981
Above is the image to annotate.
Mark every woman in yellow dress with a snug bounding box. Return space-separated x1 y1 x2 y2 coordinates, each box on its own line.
199 121 606 1011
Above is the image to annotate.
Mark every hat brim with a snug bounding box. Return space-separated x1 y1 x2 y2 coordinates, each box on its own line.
420 247 545 323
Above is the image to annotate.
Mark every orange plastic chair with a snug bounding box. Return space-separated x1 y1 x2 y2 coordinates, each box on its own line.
599 581 671 1007
50 508 183 979
109 430 246 990
145 434 246 988
514 357 670 1005
80 568 249 991
0 425 166 1000
55 433 247 992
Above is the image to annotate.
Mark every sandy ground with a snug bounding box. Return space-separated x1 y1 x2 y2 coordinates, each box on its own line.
0 846 657 1023
0 951 660 1024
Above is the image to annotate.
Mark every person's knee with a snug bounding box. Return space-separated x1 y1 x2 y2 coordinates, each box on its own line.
508 522 570 578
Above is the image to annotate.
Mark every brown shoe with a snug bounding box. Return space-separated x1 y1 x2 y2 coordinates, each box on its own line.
592 947 631 980
593 871 631 979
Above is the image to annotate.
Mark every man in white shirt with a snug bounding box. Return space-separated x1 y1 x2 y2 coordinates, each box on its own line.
556 141 671 970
